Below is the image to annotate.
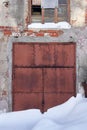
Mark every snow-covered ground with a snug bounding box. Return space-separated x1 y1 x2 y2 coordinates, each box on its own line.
28 21 71 29
0 94 87 130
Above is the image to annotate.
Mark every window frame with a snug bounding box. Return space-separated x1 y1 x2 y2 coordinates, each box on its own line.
28 0 70 24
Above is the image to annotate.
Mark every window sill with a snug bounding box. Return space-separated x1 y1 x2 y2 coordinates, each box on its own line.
28 21 71 30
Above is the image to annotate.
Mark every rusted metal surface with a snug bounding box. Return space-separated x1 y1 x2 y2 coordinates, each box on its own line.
12 42 76 112
12 93 42 111
13 43 75 67
44 68 75 93
56 68 75 93
13 44 34 66
35 44 55 66
44 93 75 111
54 44 75 66
44 68 57 92
13 68 43 92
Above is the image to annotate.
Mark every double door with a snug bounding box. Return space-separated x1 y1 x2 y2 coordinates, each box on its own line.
12 42 76 112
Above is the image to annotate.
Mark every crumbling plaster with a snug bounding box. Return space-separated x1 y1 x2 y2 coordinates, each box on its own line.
0 0 25 27
70 0 87 26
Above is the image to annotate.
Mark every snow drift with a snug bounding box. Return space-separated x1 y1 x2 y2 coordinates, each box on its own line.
0 94 87 130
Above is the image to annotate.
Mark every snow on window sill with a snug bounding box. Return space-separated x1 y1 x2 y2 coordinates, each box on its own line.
28 21 71 30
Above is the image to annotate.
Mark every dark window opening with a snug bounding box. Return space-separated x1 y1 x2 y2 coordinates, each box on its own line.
32 5 41 15
32 0 42 23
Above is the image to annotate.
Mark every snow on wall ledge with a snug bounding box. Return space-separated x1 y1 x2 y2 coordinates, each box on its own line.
28 22 71 30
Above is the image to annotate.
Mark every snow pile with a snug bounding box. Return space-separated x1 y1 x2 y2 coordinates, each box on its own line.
28 21 71 29
0 94 87 130
43 94 84 122
0 109 42 130
32 118 62 130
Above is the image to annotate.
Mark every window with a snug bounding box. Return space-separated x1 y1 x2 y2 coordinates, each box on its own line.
29 0 70 23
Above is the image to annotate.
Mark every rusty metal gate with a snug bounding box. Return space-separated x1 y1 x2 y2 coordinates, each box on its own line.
12 42 76 112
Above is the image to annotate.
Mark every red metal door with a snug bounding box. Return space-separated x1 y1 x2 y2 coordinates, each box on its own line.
12 42 76 112
43 68 75 111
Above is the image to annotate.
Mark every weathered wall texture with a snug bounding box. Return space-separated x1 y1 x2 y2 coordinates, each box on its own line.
0 0 87 112
0 34 9 112
0 0 24 27
70 0 87 26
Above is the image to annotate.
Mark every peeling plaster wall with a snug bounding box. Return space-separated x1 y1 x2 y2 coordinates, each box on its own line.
0 0 24 27
0 0 87 112
70 0 87 26
0 34 9 112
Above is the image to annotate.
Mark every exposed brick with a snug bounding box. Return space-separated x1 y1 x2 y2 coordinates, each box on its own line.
48 30 64 37
38 30 64 37
2 91 7 96
0 26 64 37
27 30 34 35
4 30 12 36
46 30 58 33
25 16 29 25
49 32 58 37
0 26 18 32
12 27 18 32
39 30 47 33
35 32 44 37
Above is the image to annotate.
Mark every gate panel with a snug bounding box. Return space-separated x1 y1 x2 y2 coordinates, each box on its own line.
44 68 57 92
44 93 74 111
13 44 34 66
44 68 75 93
12 42 76 112
55 44 75 66
56 68 75 93
13 68 43 92
35 44 55 66
13 93 42 111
